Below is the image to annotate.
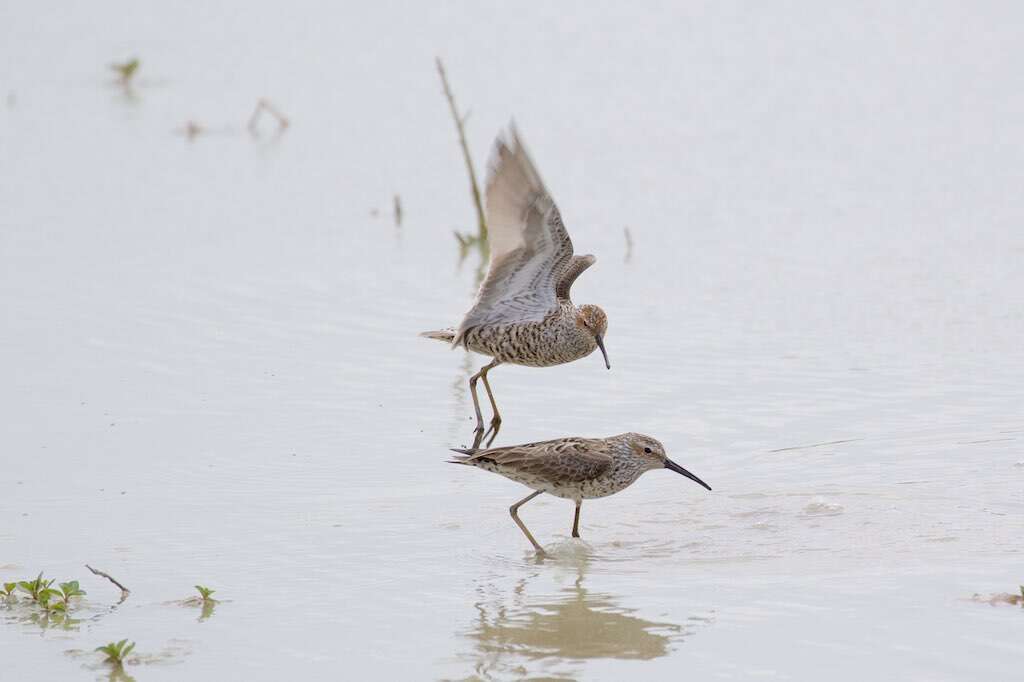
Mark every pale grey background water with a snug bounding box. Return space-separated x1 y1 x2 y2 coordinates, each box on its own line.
2 2 1022 680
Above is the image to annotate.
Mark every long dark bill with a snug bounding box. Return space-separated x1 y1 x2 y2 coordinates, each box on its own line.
665 458 712 491
595 334 611 369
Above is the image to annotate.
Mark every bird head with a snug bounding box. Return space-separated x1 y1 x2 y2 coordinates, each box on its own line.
576 304 610 369
627 433 712 491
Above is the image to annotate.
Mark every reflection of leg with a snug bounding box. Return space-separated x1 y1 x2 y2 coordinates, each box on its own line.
510 490 546 555
480 360 502 446
571 501 582 538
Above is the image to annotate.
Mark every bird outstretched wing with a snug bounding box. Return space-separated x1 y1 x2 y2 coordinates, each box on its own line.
453 438 613 484
453 125 588 346
555 254 595 301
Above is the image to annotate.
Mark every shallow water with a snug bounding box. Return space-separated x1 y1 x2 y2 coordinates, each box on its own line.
2 2 1023 680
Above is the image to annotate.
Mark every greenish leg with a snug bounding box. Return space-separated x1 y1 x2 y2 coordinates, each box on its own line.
510 490 546 556
480 360 502 446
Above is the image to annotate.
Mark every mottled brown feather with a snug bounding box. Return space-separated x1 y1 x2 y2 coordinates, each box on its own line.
555 254 596 301
456 437 613 484
453 125 577 347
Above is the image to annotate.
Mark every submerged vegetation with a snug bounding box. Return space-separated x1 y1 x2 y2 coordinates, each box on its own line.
194 585 216 602
57 580 88 608
2 566 217 672
109 57 140 85
2 572 88 629
16 573 55 603
96 639 136 666
972 586 1024 607
9 572 87 613
183 584 219 621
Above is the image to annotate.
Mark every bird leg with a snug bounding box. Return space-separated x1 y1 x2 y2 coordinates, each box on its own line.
571 501 582 538
480 361 502 446
468 356 501 446
468 366 487 447
509 490 546 555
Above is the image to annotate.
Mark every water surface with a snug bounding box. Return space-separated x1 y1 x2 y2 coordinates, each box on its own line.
2 3 1023 680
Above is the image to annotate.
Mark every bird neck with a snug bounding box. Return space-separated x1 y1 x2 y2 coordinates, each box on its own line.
560 304 597 350
611 449 650 480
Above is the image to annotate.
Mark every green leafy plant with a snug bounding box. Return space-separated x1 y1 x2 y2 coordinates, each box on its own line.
109 58 140 84
17 573 55 602
194 585 216 602
58 580 87 607
6 572 91 622
37 587 63 612
96 639 135 666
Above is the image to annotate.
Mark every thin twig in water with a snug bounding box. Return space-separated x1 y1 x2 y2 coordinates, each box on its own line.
247 98 290 136
624 227 634 263
174 120 204 140
85 564 130 603
436 57 487 244
393 194 403 227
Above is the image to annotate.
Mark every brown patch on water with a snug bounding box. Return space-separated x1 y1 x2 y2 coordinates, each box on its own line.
971 588 1024 607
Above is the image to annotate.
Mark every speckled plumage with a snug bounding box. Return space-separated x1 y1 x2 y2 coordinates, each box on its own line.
451 433 712 554
421 125 610 444
462 301 600 368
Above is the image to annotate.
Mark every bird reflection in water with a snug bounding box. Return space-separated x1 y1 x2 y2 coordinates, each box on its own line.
456 550 706 680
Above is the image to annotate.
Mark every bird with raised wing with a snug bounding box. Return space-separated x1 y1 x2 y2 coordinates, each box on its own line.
450 433 711 555
422 126 609 446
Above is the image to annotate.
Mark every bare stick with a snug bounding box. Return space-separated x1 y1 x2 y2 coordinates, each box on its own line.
436 57 487 243
393 194 403 227
624 227 634 262
248 98 290 135
85 564 130 603
174 120 204 140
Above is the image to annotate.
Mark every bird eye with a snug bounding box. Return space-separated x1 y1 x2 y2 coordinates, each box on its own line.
644 447 652 454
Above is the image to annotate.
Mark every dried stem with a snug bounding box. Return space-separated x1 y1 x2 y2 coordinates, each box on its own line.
85 564 130 604
624 227 634 262
436 57 487 244
248 98 290 136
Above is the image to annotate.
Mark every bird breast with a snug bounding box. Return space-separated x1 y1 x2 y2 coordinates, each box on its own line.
464 304 595 367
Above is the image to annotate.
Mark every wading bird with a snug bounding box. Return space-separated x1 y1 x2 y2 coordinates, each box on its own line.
450 433 711 555
422 126 609 446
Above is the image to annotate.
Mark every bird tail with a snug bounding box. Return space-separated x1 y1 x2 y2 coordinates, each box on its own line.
419 329 456 343
448 447 480 464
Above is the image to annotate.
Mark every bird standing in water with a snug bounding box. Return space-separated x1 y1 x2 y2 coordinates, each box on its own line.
422 125 610 447
450 433 711 555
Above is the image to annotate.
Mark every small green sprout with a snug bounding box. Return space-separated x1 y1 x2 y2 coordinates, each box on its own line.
2 582 17 597
96 639 135 666
37 587 62 610
194 585 216 602
58 580 87 606
17 573 55 602
109 58 140 84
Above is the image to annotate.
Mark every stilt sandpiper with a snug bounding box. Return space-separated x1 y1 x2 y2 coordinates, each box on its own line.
450 433 711 555
423 125 609 446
